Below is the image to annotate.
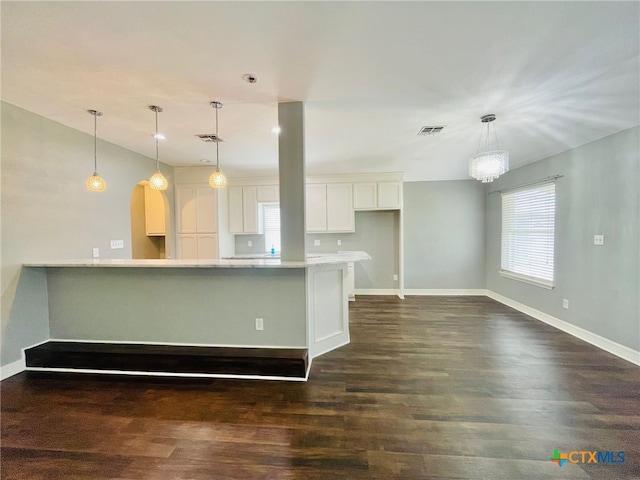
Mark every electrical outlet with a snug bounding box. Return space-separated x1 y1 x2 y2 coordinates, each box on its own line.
92 248 99 258
110 240 124 249
593 235 605 246
248 240 253 247
562 299 569 309
255 318 264 331
393 274 398 281
314 239 321 246
337 239 342 246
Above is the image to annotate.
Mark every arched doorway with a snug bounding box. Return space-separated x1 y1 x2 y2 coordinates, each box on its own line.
130 181 169 259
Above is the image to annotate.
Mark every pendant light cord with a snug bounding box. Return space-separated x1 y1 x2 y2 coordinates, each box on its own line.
215 104 220 168
155 109 160 171
93 113 98 173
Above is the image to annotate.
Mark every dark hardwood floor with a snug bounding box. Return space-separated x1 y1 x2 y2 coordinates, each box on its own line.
2 296 639 479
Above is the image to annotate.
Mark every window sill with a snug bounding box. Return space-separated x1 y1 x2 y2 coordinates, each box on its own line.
499 270 554 290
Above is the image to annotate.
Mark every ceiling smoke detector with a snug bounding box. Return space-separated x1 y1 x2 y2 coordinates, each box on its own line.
417 126 445 136
196 134 223 143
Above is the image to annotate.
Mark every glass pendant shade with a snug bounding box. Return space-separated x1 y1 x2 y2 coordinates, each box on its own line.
86 173 107 192
149 171 168 190
469 150 509 183
86 110 106 192
209 166 227 188
469 114 509 183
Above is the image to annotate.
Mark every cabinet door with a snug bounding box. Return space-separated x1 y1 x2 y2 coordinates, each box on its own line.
176 185 197 233
144 186 166 236
257 185 279 203
306 184 327 232
177 234 198 259
242 187 258 233
196 186 217 233
228 187 244 234
197 234 219 259
353 183 377 210
378 182 402 209
327 184 354 232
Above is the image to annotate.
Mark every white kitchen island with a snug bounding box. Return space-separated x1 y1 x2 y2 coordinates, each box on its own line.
24 251 369 380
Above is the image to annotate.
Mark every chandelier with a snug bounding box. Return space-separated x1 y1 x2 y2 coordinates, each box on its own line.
469 114 509 183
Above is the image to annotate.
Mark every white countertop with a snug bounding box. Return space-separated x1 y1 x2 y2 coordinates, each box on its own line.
24 251 370 269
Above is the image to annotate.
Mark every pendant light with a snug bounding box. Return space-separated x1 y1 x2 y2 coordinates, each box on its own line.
85 110 107 192
469 114 509 183
208 101 227 188
148 105 168 191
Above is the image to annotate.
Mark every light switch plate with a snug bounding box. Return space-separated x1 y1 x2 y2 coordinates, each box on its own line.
92 248 99 258
248 240 252 247
593 235 605 246
314 239 320 246
110 240 124 249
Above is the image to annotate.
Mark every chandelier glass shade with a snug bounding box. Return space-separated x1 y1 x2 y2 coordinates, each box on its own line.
469 114 509 183
208 101 227 189
149 105 168 191
86 110 106 192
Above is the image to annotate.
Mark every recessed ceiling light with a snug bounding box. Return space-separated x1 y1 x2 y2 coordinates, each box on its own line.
152 133 166 140
271 126 281 134
243 73 258 84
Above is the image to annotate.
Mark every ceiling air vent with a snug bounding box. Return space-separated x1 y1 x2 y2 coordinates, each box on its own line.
417 126 445 136
196 134 224 143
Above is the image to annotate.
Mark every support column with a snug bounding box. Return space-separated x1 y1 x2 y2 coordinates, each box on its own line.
278 102 306 261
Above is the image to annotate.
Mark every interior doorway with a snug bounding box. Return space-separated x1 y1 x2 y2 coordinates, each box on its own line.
130 181 167 259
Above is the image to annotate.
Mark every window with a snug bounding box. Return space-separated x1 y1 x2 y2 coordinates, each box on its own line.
501 182 556 288
263 203 281 253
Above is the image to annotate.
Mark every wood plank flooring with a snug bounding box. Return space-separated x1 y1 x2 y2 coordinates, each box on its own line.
2 295 639 479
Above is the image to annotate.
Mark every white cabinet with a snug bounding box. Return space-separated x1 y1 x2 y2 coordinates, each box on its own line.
175 183 219 259
378 182 402 209
176 185 218 234
353 183 377 210
353 181 402 210
306 183 354 233
256 185 279 203
327 184 355 232
177 234 219 260
229 186 261 234
306 184 327 232
144 186 166 236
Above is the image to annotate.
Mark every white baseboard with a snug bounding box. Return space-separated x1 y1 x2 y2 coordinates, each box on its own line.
486 290 640 366
404 289 488 296
355 288 400 296
1 358 25 381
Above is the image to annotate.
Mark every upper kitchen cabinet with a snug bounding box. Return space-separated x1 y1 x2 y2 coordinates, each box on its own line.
306 183 354 233
353 181 402 210
228 186 261 234
175 184 218 234
144 185 166 236
256 185 279 203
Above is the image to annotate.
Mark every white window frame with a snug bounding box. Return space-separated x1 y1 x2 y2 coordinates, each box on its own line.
500 182 556 289
262 203 281 254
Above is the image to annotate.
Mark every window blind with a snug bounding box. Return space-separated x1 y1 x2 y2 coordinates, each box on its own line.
263 203 281 253
501 182 556 287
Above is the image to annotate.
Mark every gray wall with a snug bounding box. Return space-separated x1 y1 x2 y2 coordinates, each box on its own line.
485 126 640 351
46 267 307 347
1 102 175 366
403 180 486 289
234 210 400 289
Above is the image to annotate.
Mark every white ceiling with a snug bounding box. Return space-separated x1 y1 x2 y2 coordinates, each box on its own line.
2 1 639 181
